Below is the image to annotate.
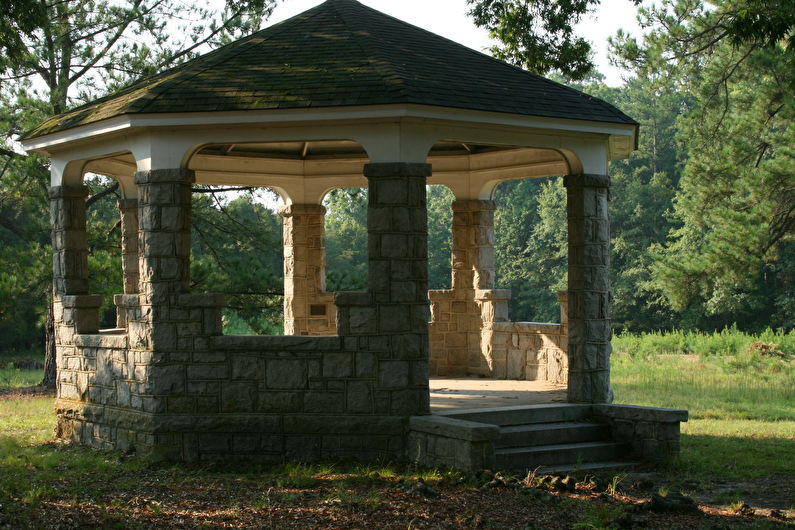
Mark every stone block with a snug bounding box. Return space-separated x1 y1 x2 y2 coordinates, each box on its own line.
266 360 306 389
506 350 525 379
196 396 219 413
355 352 377 378
221 382 257 413
193 351 228 364
346 381 373 414
168 396 195 413
378 360 409 388
349 307 377 335
232 435 259 453
304 392 344 413
230 357 262 380
379 305 410 333
390 389 425 415
257 392 302 413
323 352 353 378
199 434 229 453
381 234 408 259
187 364 228 380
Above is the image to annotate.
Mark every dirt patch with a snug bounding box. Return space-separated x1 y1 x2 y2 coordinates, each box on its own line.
621 470 795 518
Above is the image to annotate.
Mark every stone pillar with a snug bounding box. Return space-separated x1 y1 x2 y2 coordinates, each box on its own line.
50 185 90 297
119 199 140 294
49 184 100 406
135 169 194 304
564 174 612 403
116 198 139 328
281 204 335 335
445 200 498 375
451 200 497 290
364 162 431 415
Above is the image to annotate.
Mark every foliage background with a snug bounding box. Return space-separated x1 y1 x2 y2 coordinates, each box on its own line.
2 0 794 353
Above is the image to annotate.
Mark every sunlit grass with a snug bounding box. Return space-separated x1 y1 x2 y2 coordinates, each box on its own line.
612 336 794 479
0 363 43 389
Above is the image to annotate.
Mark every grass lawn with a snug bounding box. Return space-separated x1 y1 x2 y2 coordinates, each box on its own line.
611 349 795 480
0 352 44 389
0 339 792 528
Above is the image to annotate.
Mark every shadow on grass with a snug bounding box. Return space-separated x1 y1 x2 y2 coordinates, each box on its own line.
0 437 793 528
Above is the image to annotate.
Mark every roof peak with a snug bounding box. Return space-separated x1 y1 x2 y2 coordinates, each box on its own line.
24 0 636 139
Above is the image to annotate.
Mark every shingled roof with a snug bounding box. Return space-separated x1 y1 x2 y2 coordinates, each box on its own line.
25 0 636 139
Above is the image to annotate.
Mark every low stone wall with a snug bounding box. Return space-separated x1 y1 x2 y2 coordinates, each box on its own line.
429 289 568 383
55 292 427 462
407 415 499 472
489 322 568 384
428 289 482 376
594 404 688 462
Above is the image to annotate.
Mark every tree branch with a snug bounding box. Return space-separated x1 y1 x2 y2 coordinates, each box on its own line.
85 182 119 209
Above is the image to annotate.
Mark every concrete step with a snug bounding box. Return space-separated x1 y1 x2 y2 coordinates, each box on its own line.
533 460 639 476
497 422 611 449
437 404 592 426
495 441 631 470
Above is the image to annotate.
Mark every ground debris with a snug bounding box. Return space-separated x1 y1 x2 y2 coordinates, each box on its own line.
642 492 702 514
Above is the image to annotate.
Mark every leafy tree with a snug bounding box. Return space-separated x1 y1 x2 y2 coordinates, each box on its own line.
614 0 795 330
467 0 640 79
191 190 283 335
427 185 454 290
324 188 369 293
0 0 277 384
494 178 566 322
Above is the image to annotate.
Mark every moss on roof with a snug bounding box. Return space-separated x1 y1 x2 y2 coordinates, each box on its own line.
25 0 636 140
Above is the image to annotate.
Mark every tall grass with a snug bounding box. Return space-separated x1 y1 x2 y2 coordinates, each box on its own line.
612 328 795 479
0 363 43 389
613 326 795 357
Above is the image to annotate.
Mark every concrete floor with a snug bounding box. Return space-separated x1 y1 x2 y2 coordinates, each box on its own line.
429 378 567 411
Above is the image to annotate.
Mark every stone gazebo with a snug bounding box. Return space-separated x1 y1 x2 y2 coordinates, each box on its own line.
22 0 686 468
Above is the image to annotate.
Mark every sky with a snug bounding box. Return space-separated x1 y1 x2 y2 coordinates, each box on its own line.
264 0 644 86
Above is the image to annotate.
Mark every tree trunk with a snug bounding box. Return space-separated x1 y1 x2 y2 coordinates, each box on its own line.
41 299 56 389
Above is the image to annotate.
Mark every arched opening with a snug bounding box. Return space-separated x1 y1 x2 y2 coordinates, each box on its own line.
186 139 372 337
322 187 368 293
83 173 124 329
427 185 454 290
493 176 567 323
190 185 284 335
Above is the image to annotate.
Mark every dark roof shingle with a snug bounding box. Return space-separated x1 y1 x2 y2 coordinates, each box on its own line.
26 0 636 139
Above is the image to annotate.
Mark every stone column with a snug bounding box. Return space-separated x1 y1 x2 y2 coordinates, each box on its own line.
564 174 612 403
281 204 335 335
116 198 139 328
50 185 101 341
445 200 499 376
119 199 140 294
49 184 100 408
50 185 90 297
452 199 497 290
364 162 431 415
135 169 194 305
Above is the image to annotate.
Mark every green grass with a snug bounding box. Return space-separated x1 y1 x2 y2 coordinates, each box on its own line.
0 350 45 388
612 330 795 479
613 326 795 358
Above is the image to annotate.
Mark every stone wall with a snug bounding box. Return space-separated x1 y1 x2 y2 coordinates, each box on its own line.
489 322 567 383
407 415 498 472
430 288 568 384
594 404 687 462
53 163 432 463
